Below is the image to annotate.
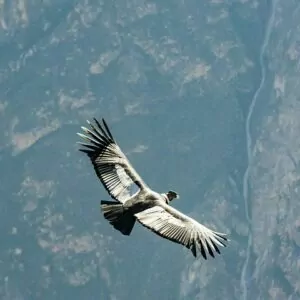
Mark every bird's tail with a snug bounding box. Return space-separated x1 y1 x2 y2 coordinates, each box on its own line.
100 200 136 236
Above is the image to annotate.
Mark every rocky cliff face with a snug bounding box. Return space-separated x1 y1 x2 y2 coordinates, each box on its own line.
0 1 299 299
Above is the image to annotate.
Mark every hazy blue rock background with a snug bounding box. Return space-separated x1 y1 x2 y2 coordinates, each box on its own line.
1 0 300 299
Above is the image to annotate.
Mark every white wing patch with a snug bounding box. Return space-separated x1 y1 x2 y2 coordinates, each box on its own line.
77 118 147 203
136 205 227 259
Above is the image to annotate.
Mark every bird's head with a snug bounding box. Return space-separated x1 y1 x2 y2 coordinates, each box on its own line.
166 190 179 202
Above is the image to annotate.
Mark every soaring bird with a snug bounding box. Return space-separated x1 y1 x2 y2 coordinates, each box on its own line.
77 118 228 259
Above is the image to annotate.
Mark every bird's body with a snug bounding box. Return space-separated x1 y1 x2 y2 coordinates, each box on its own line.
77 118 228 259
117 190 159 216
124 192 163 213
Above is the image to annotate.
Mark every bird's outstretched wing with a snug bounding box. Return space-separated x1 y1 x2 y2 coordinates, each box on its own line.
77 118 147 203
135 203 228 259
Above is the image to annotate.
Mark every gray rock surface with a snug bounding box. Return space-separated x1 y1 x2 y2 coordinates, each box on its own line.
0 1 299 299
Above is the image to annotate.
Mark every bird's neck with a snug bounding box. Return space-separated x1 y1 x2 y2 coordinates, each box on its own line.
162 193 170 204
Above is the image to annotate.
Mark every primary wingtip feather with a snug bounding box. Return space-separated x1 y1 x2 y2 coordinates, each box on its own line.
81 126 89 133
77 132 88 139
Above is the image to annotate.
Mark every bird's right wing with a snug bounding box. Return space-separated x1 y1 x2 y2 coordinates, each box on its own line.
77 118 148 203
135 204 228 259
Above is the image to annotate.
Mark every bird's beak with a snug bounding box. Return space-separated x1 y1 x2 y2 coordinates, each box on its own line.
176 195 180 200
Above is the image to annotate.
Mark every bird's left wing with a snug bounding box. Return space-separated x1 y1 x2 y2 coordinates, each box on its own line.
135 204 228 259
77 118 147 203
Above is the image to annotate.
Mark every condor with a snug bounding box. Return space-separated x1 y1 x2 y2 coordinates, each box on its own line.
77 118 228 259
